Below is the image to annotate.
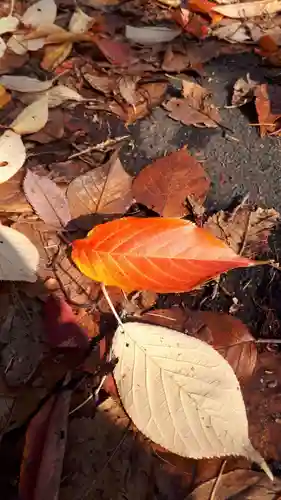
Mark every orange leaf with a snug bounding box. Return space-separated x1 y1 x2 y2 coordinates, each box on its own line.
188 0 223 24
71 217 253 293
41 41 73 71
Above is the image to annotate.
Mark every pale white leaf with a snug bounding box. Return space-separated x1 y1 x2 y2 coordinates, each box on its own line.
212 0 281 19
0 75 53 92
0 37 6 59
47 84 84 107
7 34 45 55
22 0 57 28
69 8 94 34
125 25 181 45
112 322 272 477
0 16 19 35
212 21 250 42
11 95 49 135
0 130 26 183
0 225 39 282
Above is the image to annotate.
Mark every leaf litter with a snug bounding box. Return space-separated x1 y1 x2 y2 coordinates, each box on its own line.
1 0 281 499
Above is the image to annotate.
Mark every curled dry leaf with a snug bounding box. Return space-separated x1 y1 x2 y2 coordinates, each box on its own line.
231 74 258 107
212 0 281 19
125 25 181 45
112 322 270 476
0 225 39 282
69 8 94 34
72 217 253 293
41 41 73 71
0 130 26 183
254 83 281 136
11 95 49 135
0 75 53 92
23 170 71 229
165 80 221 128
0 16 19 35
67 151 133 230
126 82 167 124
132 148 210 217
118 75 139 107
141 308 257 381
21 0 57 28
187 469 281 499
205 204 279 258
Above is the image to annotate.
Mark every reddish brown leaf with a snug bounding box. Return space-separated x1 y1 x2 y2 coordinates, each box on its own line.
188 0 223 24
29 109 65 144
19 388 71 500
255 83 281 136
132 148 210 217
141 308 257 380
125 82 167 124
94 35 135 65
71 217 253 293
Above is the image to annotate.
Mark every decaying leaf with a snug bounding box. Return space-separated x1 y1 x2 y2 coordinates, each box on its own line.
212 0 281 19
23 170 71 229
118 75 139 107
187 469 281 499
0 75 53 92
53 253 93 306
205 203 279 257
132 148 210 217
141 308 257 381
254 83 281 136
0 225 39 282
0 130 26 183
94 36 135 66
212 20 251 43
41 42 73 72
67 151 133 230
0 170 31 213
21 0 57 28
112 322 271 476
126 82 167 124
83 68 117 95
69 8 94 34
72 217 254 293
19 387 71 500
164 80 220 128
125 25 181 45
11 96 49 135
231 74 258 107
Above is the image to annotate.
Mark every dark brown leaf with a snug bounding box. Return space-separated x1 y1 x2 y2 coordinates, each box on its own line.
132 148 210 217
0 169 31 213
29 109 65 144
205 204 279 258
66 151 133 230
23 170 72 229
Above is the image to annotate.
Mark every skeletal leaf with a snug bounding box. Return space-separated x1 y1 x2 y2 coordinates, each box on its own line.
11 96 49 135
0 130 26 183
0 16 19 35
112 322 272 478
0 75 53 92
0 225 39 282
22 0 57 28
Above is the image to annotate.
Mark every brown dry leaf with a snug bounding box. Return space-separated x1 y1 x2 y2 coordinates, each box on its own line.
0 84 11 108
0 170 31 213
118 75 139 107
255 83 281 136
126 81 167 124
213 0 281 19
83 68 117 95
53 253 93 306
187 469 281 499
164 81 221 128
23 170 71 229
132 147 210 217
41 42 73 71
231 74 258 107
29 108 65 144
205 204 279 258
0 51 28 74
67 151 133 230
140 308 257 381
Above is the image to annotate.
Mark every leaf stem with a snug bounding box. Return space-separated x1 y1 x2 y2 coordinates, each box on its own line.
101 283 125 332
209 459 227 500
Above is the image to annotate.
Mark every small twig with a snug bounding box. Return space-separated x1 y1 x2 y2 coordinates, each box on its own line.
101 283 125 332
256 338 281 344
209 459 227 500
8 0 15 16
69 393 93 416
68 135 130 160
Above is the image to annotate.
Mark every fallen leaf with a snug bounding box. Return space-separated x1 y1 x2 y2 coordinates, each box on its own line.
0 16 19 35
141 308 257 380
132 148 210 217
29 108 64 143
189 0 223 23
0 51 28 73
0 84 11 108
0 37 6 58
157 0 181 6
11 95 49 135
21 0 57 28
23 170 71 229
71 217 253 293
254 83 281 136
187 469 281 499
83 68 117 95
182 14 209 39
94 35 135 65
125 25 181 45
67 151 133 230
0 170 31 213
231 74 258 107
112 322 270 475
164 91 220 127
41 41 73 71
0 130 26 183
47 84 84 107
19 387 71 500
212 20 250 43
126 81 167 124
0 224 39 282
7 34 45 55
69 8 94 34
205 204 279 258
212 0 281 19
118 75 139 107
53 253 93 306
0 75 53 92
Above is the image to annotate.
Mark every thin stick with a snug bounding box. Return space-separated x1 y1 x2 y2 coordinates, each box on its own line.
209 459 227 500
101 283 125 331
256 338 281 344
68 135 130 160
8 0 15 16
69 393 93 416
